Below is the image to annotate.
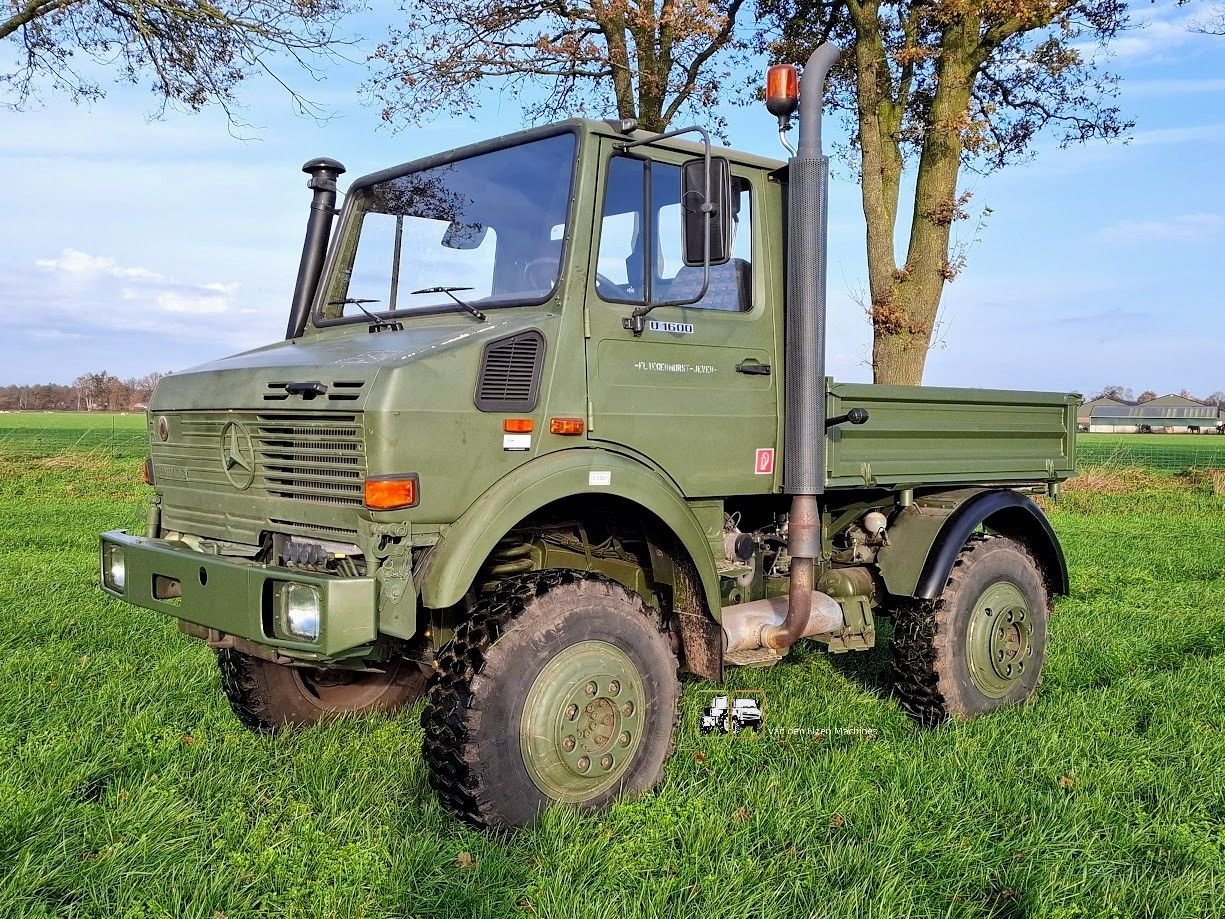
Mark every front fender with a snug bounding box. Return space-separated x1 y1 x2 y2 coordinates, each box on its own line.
878 488 1069 600
416 448 722 617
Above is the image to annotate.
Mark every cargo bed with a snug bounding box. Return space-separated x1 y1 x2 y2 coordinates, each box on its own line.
825 382 1078 489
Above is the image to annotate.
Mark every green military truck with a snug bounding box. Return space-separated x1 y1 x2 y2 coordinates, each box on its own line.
101 46 1076 828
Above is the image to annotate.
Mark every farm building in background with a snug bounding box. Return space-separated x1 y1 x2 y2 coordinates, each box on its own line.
1083 394 1225 434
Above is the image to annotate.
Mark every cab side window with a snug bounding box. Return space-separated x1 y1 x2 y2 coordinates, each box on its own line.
596 156 753 312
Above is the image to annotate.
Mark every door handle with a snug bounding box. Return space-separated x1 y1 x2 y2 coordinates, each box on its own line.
736 361 772 375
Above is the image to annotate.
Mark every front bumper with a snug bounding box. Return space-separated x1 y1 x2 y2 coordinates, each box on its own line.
99 530 377 657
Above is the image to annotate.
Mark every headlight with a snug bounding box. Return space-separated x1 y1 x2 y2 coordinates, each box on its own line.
278 583 321 641
102 544 126 592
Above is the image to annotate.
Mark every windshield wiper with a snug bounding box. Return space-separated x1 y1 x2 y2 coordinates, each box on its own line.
410 286 486 322
327 297 402 331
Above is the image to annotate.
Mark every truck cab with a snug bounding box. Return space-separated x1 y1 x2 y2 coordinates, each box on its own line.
101 89 1077 828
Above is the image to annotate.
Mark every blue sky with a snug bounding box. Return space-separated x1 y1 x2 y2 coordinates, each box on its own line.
1 1 1221 397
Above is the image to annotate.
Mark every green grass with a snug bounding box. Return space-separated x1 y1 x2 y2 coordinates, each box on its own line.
1 416 1223 918
1078 433 1225 472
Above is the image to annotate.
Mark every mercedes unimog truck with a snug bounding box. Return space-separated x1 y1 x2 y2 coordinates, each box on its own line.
101 45 1077 828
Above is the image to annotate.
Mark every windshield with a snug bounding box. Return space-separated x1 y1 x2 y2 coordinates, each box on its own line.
318 131 576 323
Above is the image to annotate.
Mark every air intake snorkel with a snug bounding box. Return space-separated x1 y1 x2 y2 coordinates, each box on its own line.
763 42 840 650
285 157 346 340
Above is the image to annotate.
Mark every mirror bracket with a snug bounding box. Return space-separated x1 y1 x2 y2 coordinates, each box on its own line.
611 125 731 336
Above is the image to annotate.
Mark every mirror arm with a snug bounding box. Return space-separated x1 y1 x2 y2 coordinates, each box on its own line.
615 125 714 337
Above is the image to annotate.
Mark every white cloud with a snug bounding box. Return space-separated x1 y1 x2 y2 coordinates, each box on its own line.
1126 79 1225 97
13 248 264 351
155 282 239 314
1104 6 1208 60
35 248 163 281
1130 124 1225 146
1099 213 1225 242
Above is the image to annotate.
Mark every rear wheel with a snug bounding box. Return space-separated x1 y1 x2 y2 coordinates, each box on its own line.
217 650 429 733
422 569 680 829
891 536 1048 726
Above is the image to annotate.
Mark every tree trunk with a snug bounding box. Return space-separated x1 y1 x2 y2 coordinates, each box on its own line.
863 17 979 385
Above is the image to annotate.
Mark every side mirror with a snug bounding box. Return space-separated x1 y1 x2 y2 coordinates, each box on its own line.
681 156 732 267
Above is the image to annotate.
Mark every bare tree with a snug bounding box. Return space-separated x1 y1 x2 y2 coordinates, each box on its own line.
368 0 754 133
2 0 356 122
1136 390 1157 403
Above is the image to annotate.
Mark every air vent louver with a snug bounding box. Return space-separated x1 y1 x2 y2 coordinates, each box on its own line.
475 331 545 412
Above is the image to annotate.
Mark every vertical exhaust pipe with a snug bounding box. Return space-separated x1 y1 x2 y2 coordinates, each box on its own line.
285 156 346 340
764 43 840 651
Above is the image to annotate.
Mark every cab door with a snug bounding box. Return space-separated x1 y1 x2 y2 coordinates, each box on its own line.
584 140 781 497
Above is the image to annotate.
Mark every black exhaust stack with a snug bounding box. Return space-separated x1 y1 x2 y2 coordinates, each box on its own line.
764 43 840 650
285 156 346 340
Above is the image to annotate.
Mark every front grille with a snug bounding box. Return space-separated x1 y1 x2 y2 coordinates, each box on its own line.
155 411 367 507
256 414 365 505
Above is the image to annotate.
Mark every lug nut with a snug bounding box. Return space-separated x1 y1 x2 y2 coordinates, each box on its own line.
585 681 597 695
577 756 590 771
600 755 613 770
563 736 575 751
608 680 620 695
565 704 579 720
618 731 630 746
622 702 634 716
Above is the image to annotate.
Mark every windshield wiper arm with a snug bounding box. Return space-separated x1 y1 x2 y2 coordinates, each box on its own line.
410 286 486 322
327 297 398 329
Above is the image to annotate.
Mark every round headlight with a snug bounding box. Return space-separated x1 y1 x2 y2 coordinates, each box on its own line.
156 416 170 442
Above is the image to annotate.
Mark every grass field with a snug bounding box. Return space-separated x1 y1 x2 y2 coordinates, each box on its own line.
1 413 1223 918
1078 433 1225 473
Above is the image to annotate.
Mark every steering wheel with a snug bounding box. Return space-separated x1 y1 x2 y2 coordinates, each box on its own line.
521 257 634 299
521 257 561 292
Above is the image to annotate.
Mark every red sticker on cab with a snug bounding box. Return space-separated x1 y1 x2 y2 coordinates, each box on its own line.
755 448 774 475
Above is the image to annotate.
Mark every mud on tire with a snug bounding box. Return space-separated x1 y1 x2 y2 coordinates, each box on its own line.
421 569 681 829
891 536 1049 727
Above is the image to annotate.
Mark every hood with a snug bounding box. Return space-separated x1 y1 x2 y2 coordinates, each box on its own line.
151 311 551 412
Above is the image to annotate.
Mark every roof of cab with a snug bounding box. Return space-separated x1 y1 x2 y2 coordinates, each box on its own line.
346 118 785 192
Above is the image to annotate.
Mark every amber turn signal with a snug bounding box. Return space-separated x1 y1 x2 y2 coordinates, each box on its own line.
765 64 799 117
141 457 154 486
503 418 534 433
549 417 585 436
364 474 419 510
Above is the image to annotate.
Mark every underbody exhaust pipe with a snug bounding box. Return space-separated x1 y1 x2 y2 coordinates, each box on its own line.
722 591 845 655
771 42 840 651
285 156 346 340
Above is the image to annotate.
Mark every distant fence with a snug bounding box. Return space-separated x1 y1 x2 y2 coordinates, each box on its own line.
3 416 1225 474
0 418 148 460
1077 437 1225 473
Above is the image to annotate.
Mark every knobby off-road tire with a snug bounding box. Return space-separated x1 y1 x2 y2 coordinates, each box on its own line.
422 569 681 829
217 650 430 734
891 536 1048 727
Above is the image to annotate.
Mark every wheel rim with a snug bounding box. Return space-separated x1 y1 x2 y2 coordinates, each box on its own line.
965 581 1034 698
519 640 646 803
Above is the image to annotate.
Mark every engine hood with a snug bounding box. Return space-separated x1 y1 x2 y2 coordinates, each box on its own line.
150 311 551 412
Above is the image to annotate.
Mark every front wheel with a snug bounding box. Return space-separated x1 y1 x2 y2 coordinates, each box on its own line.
422 570 680 829
891 536 1049 726
217 650 429 733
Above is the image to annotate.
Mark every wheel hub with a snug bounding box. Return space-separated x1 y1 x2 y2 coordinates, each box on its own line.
965 581 1034 698
519 640 645 803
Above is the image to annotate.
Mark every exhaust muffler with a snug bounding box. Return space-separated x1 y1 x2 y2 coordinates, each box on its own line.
722 591 845 654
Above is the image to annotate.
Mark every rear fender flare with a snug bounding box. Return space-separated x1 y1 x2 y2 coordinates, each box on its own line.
416 449 722 617
879 489 1069 600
